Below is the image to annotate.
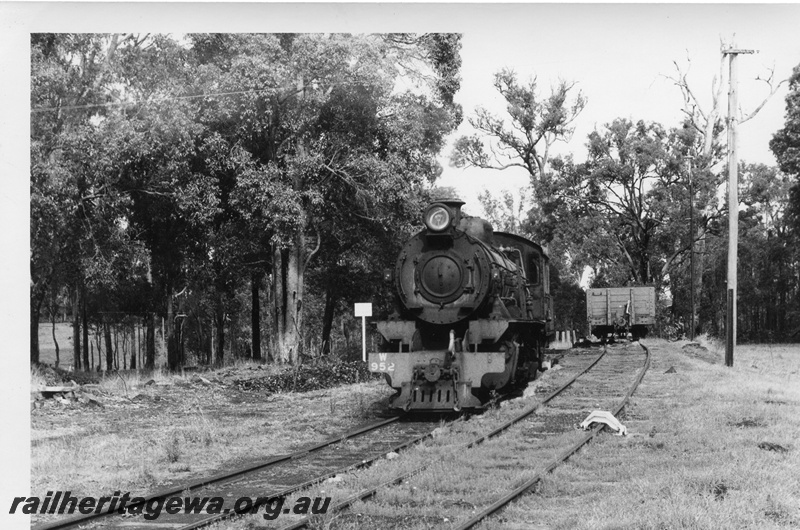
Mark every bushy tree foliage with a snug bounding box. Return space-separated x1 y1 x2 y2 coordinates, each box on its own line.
771 62 800 234
451 70 585 180
183 34 462 362
30 33 462 367
533 120 689 286
697 164 799 340
30 34 156 366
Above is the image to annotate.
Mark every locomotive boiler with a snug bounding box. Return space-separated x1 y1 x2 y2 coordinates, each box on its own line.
368 199 554 410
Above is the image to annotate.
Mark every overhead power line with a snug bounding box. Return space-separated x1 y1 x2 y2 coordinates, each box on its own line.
29 75 401 114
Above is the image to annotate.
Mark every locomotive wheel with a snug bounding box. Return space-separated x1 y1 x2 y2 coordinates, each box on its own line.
524 338 546 381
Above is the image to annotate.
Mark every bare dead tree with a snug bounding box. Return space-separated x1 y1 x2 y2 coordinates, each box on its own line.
666 39 788 162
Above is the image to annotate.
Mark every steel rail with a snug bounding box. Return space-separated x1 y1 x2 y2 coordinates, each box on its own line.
33 415 403 530
278 347 609 530
176 417 445 530
453 342 651 530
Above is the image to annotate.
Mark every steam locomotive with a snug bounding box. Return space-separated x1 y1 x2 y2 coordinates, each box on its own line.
368 199 554 410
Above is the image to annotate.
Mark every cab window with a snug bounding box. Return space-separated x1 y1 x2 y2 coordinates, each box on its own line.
528 257 540 285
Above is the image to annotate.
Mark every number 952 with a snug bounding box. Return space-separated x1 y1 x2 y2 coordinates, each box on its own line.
370 361 395 372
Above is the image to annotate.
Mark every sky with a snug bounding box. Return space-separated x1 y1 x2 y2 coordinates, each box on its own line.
1 3 800 526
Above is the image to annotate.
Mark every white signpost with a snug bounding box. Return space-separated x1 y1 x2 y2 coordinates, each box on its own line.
354 303 372 362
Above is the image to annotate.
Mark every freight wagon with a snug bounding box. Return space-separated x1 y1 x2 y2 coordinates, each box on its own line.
586 286 655 341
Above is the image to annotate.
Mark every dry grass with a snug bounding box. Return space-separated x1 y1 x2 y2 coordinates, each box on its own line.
93 366 168 395
30 364 48 391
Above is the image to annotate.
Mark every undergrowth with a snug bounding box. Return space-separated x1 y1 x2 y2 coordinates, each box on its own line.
233 359 378 394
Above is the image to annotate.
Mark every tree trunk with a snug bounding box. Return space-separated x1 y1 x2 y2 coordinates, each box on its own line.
214 300 225 367
73 287 81 371
178 319 186 367
230 306 239 360
264 273 274 363
194 316 203 365
145 313 156 369
166 289 179 371
122 326 127 370
272 245 286 362
130 323 137 370
195 315 210 365
321 287 337 356
51 309 60 368
82 293 90 370
95 326 102 371
272 220 318 364
341 318 351 351
114 324 120 370
139 322 144 369
279 242 304 363
104 320 113 371
31 288 45 364
251 271 262 361
206 318 212 365
211 318 216 364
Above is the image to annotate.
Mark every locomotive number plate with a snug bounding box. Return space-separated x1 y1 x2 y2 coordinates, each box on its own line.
368 353 396 372
370 361 396 372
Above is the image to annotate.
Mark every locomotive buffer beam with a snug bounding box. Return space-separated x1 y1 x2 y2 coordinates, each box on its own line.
368 350 504 410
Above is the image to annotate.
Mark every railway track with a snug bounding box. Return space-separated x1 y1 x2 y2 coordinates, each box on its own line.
33 414 440 530
34 343 646 530
454 341 650 529
276 341 649 529
32 380 523 530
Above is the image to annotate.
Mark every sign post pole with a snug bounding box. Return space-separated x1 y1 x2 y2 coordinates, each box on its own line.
361 315 366 362
354 303 372 363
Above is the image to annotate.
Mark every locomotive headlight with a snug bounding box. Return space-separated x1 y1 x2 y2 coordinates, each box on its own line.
424 205 451 232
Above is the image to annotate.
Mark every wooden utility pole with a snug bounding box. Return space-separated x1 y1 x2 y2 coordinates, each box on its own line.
723 43 756 367
685 155 695 341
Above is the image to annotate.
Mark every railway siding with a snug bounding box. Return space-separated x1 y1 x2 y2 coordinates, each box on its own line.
490 339 800 529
